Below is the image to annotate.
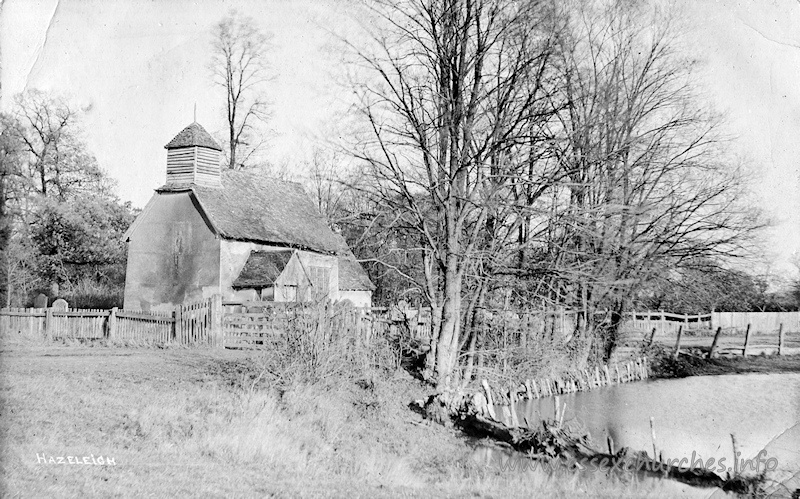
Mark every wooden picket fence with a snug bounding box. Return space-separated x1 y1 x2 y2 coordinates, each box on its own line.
0 306 176 343
0 297 217 346
222 302 290 348
175 296 223 346
4 298 800 356
220 301 437 349
220 304 578 347
114 309 175 343
221 301 404 349
1 298 398 349
1 308 47 339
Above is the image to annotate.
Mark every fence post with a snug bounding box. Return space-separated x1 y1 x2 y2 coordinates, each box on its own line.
778 323 785 356
650 417 658 460
709 327 722 358
107 307 118 340
672 325 683 360
742 324 752 356
45 307 54 340
174 305 182 343
209 294 223 348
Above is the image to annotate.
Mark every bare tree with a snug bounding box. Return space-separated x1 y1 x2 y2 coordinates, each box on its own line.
304 147 351 226
10 91 104 202
348 0 562 387
344 0 762 379
532 0 763 360
210 10 273 170
0 113 26 306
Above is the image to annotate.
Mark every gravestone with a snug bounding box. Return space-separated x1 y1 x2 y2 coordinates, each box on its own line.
51 298 69 311
33 293 48 309
50 282 59 298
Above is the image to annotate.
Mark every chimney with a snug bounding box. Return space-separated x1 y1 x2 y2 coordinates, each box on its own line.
164 122 222 187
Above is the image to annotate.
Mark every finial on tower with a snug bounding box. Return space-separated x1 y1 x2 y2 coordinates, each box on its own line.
193 103 197 123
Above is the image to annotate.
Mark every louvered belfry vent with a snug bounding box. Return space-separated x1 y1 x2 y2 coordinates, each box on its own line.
164 122 222 187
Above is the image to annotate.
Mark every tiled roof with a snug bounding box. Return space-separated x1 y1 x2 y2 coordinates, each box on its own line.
232 250 293 288
338 255 375 291
164 122 222 151
157 170 344 253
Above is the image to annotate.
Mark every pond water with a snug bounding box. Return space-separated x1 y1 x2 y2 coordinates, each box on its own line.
476 373 800 496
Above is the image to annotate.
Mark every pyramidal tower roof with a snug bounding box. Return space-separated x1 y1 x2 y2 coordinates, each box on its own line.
164 122 222 151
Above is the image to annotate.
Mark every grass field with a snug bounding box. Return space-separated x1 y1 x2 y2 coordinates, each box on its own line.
0 342 703 498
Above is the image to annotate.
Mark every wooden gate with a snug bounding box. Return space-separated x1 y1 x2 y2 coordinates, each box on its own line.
175 296 223 346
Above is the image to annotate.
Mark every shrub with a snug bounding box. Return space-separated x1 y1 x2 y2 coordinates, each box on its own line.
268 301 400 386
57 278 124 309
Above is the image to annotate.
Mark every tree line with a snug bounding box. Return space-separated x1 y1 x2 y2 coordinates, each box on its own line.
0 91 135 308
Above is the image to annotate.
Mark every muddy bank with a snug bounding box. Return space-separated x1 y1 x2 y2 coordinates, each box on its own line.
644 343 800 379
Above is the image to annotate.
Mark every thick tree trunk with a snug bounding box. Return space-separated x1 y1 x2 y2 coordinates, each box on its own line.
461 324 480 386
435 288 461 387
602 306 625 361
424 302 442 378
434 246 462 388
460 280 488 386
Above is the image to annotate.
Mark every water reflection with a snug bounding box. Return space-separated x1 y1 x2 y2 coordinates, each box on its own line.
479 373 800 494
512 373 799 465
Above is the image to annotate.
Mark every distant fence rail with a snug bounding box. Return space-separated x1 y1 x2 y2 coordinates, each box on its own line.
615 310 800 360
710 311 800 332
616 310 800 336
619 311 711 337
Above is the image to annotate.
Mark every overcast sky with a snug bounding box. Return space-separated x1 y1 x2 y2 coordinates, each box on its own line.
1 0 799 281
